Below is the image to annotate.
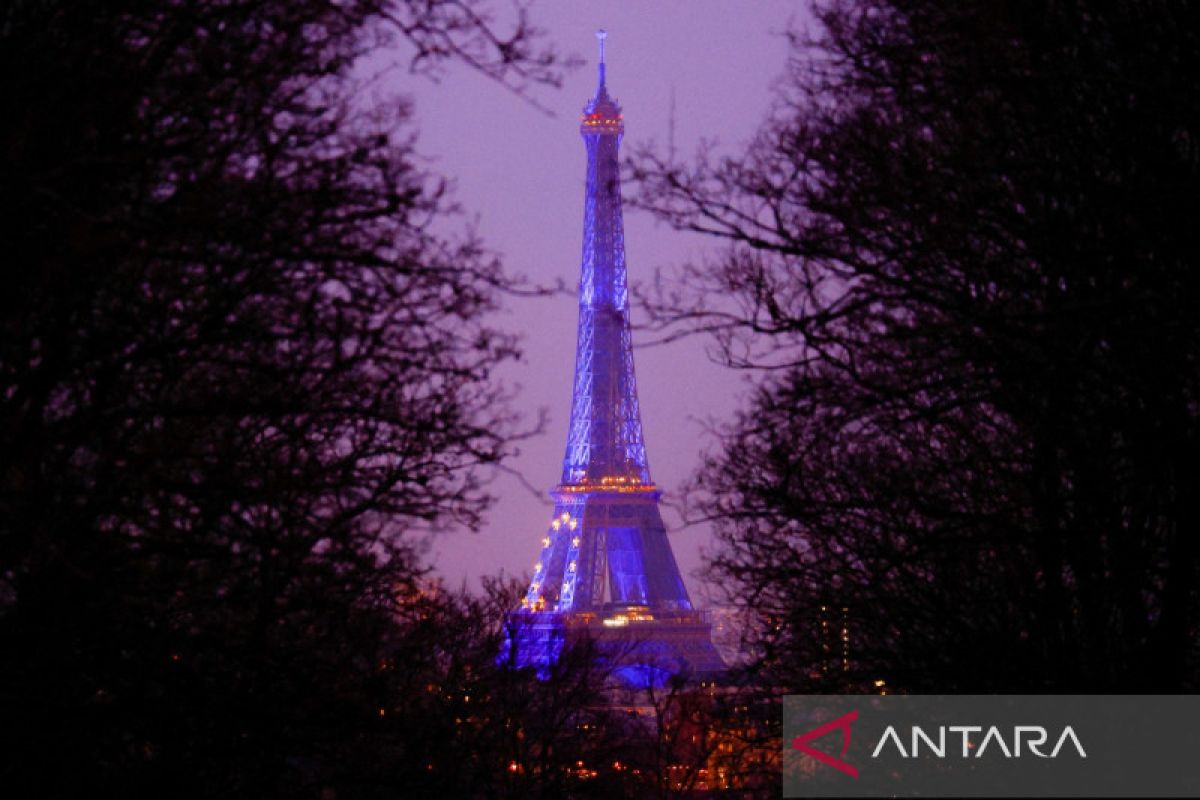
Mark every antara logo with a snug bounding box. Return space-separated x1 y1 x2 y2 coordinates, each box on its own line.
791 710 860 778
871 725 1087 759
791 712 1087 778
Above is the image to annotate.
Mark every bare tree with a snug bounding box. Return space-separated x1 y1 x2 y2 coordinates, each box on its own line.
0 1 574 795
628 0 1200 692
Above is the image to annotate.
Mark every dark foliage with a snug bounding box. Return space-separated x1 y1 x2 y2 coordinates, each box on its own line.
630 0 1200 692
0 1 580 796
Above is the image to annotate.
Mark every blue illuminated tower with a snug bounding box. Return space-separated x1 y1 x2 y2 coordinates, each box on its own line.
507 32 725 683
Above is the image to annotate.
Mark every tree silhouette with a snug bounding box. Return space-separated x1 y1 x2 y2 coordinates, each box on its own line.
629 0 1200 692
0 1 573 796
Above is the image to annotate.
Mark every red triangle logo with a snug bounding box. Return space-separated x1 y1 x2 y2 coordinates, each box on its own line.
791 709 860 778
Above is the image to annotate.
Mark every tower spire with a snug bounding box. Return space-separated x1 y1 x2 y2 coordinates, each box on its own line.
596 29 607 94
584 30 621 125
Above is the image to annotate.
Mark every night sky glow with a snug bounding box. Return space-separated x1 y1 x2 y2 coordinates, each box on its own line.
369 2 806 599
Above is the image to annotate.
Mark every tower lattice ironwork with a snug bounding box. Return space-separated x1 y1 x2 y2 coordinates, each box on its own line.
508 32 725 684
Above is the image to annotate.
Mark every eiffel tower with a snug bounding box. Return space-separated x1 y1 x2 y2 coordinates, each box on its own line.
507 32 725 685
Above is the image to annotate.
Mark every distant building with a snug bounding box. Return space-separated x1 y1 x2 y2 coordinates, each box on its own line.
818 604 851 677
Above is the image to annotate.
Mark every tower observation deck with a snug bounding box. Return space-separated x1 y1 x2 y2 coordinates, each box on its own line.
506 32 726 685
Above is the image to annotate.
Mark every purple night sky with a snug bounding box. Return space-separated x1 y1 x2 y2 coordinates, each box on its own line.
372 2 808 602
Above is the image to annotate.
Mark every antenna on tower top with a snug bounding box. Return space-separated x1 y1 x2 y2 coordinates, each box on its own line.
596 29 607 64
